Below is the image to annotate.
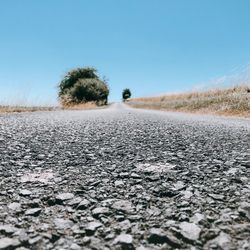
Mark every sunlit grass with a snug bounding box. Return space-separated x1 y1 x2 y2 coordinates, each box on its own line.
62 102 100 110
0 97 58 113
0 106 57 113
128 85 250 117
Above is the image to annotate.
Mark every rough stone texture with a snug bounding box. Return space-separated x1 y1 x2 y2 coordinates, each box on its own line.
25 208 42 216
92 207 109 218
55 193 74 203
53 218 74 230
114 234 133 244
148 228 181 247
113 234 134 249
179 222 201 241
0 103 249 249
0 237 20 249
85 221 102 236
111 200 134 213
8 203 21 212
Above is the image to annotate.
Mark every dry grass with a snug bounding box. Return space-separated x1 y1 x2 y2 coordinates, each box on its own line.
0 106 57 113
62 102 107 110
128 85 250 118
0 102 108 113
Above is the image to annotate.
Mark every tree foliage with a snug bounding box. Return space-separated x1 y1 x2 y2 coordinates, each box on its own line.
58 67 109 105
122 88 131 101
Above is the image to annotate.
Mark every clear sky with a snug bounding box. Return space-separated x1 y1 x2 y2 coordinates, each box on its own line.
0 0 250 105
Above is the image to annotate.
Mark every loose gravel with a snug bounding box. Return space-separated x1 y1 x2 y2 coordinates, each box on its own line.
0 103 249 249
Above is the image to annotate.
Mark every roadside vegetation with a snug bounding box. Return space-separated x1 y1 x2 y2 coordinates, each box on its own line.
0 67 109 113
0 106 57 113
122 88 131 102
59 67 109 108
128 85 250 117
61 102 106 110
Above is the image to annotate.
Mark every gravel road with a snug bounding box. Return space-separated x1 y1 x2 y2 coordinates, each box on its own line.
0 103 249 250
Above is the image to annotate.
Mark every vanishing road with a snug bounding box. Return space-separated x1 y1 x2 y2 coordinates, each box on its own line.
0 103 249 249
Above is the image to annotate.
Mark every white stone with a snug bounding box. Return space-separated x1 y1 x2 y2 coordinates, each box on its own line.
56 193 74 201
112 200 134 213
92 207 109 216
54 218 74 229
179 222 201 241
114 234 133 245
136 163 175 173
115 180 124 187
0 238 20 249
86 221 102 232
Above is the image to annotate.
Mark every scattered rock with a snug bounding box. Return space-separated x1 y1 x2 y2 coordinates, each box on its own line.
115 180 124 187
54 218 74 230
153 186 179 197
208 193 225 201
179 222 201 242
191 213 205 224
120 172 129 178
181 190 193 199
105 233 115 240
8 202 21 212
204 232 233 250
70 243 81 250
82 236 91 245
25 208 42 216
148 228 181 247
0 225 17 235
131 173 141 179
19 189 32 196
85 221 102 236
117 219 131 232
28 236 42 245
92 207 109 218
112 200 134 213
136 163 175 173
238 202 250 219
77 199 91 210
114 234 134 249
241 161 250 168
37 154 46 160
173 181 186 191
55 193 74 203
0 237 20 250
67 197 82 207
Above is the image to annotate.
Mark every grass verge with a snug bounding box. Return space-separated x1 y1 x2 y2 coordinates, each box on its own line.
62 102 108 110
128 85 250 118
0 106 57 113
0 102 108 113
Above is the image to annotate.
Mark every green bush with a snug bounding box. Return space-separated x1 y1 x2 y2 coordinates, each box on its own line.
58 67 109 105
122 88 131 101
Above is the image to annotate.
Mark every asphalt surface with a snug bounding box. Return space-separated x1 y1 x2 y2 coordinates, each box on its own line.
0 103 249 250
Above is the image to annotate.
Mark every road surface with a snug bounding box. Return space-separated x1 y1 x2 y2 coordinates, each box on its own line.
0 103 249 249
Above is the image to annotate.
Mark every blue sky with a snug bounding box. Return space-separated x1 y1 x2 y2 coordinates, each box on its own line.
0 0 250 105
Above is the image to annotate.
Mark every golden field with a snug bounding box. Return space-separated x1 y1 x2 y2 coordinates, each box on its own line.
128 85 250 118
0 106 56 113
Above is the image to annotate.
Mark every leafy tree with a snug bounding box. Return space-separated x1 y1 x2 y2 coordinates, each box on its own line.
68 79 109 103
122 88 131 101
58 67 109 105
